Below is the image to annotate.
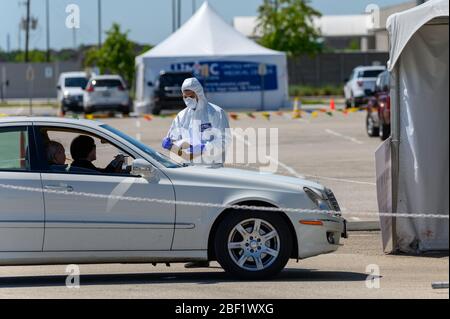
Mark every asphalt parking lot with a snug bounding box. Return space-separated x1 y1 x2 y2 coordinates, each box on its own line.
0 105 448 298
0 231 447 299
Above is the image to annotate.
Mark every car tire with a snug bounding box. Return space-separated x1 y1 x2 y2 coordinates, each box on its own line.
345 99 352 108
151 105 161 115
379 122 390 141
366 113 379 137
214 210 292 280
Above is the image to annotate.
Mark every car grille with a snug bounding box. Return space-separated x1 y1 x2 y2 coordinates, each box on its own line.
325 188 341 212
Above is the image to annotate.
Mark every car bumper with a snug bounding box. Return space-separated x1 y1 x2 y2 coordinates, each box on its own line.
296 215 346 259
62 98 84 111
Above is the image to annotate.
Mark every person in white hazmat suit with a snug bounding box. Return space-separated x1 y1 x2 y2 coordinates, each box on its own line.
162 77 230 167
161 77 230 268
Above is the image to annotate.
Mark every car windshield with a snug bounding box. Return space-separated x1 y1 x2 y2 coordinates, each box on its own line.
358 70 384 78
65 77 88 88
101 124 182 168
92 79 123 88
160 74 192 87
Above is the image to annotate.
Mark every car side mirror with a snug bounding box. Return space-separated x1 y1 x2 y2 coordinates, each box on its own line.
131 159 157 179
57 85 61 90
344 78 349 83
147 81 154 87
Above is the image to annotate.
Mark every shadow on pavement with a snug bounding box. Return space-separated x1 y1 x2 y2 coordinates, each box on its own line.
0 268 371 288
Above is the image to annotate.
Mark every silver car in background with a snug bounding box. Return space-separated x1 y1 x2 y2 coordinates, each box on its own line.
83 75 131 115
343 65 386 108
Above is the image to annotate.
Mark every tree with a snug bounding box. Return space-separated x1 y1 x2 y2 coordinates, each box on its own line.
84 23 135 86
256 0 322 56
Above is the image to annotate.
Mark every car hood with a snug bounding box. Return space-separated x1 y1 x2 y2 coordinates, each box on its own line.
165 165 326 194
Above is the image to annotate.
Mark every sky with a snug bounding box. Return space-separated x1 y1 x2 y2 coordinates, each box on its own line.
0 0 411 51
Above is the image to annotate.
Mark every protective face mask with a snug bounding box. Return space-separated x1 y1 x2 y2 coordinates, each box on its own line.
184 97 198 110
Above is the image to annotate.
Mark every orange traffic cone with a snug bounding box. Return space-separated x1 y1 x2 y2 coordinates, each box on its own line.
330 98 336 111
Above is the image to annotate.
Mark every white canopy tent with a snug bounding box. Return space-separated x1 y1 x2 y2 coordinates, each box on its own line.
377 0 449 253
134 1 289 114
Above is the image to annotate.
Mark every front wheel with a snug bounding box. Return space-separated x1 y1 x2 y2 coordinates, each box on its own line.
214 211 292 280
379 122 390 141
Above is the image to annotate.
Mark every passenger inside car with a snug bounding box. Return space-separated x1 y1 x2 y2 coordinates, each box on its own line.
46 141 66 166
70 135 126 174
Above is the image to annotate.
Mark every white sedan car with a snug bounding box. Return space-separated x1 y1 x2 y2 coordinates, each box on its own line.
0 117 346 279
83 75 131 115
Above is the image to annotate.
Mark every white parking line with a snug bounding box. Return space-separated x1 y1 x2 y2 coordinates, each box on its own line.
325 129 364 145
232 131 376 186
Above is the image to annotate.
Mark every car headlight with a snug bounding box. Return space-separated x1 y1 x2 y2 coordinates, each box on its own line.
63 91 70 98
303 187 331 211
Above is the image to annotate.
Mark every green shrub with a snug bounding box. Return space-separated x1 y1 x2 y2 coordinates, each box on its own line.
289 84 343 97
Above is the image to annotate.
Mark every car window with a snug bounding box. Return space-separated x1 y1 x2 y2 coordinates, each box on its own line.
64 77 88 88
383 72 390 89
0 126 30 171
91 79 123 88
358 70 384 78
38 126 135 175
101 124 181 168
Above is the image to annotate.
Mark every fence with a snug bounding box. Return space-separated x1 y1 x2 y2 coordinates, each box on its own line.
0 61 82 100
0 53 389 100
288 52 389 86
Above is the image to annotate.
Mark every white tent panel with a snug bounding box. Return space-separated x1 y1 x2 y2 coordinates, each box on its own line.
396 23 449 252
135 2 288 113
381 0 449 253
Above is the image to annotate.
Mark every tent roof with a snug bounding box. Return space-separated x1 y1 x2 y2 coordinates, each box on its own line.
387 0 449 71
138 1 284 59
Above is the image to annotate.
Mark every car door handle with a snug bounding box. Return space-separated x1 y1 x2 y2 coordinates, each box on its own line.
44 184 74 192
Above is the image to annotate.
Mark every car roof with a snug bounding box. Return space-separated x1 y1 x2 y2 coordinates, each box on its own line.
0 116 104 128
90 74 123 80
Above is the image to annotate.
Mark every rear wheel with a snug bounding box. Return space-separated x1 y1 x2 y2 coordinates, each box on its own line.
151 104 161 115
214 211 292 280
366 113 379 137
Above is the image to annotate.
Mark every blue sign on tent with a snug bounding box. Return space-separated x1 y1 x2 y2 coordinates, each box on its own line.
170 61 278 93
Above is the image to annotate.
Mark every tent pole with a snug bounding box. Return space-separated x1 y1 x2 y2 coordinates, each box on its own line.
390 64 401 252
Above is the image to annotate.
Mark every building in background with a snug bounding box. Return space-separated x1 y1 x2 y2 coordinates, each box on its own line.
233 1 417 52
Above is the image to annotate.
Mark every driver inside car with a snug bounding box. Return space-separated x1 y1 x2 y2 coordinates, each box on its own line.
70 135 126 174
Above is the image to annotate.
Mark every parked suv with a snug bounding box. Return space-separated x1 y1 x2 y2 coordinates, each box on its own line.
344 66 386 108
83 75 131 115
366 70 391 140
151 71 193 115
57 72 89 115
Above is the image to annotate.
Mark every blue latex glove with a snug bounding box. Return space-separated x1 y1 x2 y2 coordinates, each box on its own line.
189 144 206 155
162 137 173 150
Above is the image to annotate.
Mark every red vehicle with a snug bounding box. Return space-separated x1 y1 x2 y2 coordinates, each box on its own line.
366 70 391 140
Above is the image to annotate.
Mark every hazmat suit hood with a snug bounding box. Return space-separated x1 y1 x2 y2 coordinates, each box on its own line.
181 77 208 111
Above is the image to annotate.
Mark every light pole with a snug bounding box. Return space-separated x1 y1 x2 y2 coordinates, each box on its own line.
177 0 181 29
24 0 30 62
46 0 50 61
98 0 102 47
172 0 176 32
